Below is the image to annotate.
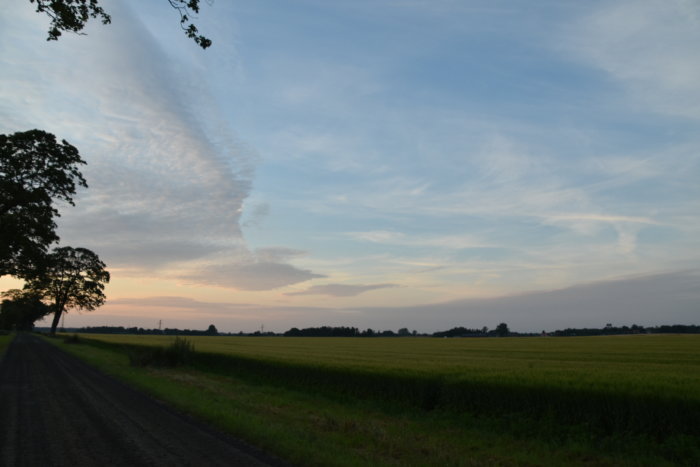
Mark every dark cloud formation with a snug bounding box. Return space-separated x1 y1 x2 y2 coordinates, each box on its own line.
358 270 700 332
181 261 326 291
287 283 399 297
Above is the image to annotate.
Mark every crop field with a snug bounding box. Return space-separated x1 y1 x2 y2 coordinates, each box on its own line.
80 333 700 399
58 334 700 465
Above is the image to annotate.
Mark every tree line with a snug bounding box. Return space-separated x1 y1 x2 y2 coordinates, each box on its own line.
60 325 221 336
48 322 700 338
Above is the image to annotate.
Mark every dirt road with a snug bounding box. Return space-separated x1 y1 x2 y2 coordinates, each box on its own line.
0 333 287 466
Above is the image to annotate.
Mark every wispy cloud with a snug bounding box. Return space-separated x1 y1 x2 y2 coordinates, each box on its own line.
566 0 700 119
286 283 398 297
0 1 325 289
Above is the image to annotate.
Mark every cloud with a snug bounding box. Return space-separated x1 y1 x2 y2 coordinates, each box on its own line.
287 283 399 297
348 230 490 250
566 0 700 119
0 1 329 289
181 261 325 291
254 247 307 263
108 296 260 312
97 271 700 333
358 270 700 331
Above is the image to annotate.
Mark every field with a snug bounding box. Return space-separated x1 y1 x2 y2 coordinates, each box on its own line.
54 334 700 465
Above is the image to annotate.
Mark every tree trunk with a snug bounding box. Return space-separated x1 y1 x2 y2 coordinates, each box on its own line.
49 308 62 336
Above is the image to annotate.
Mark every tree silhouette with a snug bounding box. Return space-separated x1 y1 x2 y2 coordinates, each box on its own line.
0 289 52 331
23 246 110 335
0 130 87 279
495 322 510 337
29 0 213 48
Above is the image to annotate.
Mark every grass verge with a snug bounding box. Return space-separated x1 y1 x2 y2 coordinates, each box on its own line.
0 331 13 357
46 335 700 466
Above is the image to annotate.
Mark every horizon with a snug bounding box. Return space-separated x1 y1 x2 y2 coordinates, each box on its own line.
2 0 699 333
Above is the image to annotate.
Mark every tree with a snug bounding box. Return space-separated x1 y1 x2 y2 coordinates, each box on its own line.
24 246 110 336
0 289 52 331
29 0 213 49
495 322 510 337
205 324 218 336
1 129 87 278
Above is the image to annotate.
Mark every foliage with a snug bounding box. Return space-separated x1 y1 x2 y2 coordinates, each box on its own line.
167 0 212 49
29 0 111 41
28 0 212 48
432 326 487 337
495 322 510 337
24 246 109 335
63 333 81 344
284 326 360 337
73 325 223 336
0 289 52 331
0 129 86 278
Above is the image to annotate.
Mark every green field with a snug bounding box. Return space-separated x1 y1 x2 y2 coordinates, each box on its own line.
54 334 700 465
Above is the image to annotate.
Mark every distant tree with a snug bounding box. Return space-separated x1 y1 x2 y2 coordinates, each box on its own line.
28 0 213 48
495 322 510 337
433 326 486 338
397 327 411 337
0 130 87 279
206 324 218 335
23 246 109 335
0 289 52 331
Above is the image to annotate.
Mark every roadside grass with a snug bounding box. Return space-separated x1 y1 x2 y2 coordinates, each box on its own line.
47 334 700 466
0 331 13 357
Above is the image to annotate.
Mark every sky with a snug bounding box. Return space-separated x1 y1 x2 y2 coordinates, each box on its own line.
1 0 699 333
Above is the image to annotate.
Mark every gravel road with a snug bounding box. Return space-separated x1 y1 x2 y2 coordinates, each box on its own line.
0 333 288 467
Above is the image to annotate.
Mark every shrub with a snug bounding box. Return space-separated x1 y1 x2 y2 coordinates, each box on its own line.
128 337 195 367
63 334 81 344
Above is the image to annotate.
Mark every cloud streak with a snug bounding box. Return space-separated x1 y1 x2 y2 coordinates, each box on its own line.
286 283 399 297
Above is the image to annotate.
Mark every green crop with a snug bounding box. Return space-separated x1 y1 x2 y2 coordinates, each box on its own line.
60 333 700 465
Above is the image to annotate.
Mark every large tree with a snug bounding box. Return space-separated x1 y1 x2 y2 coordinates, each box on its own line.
29 0 212 48
24 246 110 336
0 289 52 331
0 129 87 278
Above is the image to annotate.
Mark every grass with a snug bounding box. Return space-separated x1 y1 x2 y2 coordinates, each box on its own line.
0 331 13 357
48 334 700 466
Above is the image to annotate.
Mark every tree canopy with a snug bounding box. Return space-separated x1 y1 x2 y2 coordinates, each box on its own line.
0 129 87 278
495 322 510 337
0 289 52 331
23 246 110 335
29 0 212 48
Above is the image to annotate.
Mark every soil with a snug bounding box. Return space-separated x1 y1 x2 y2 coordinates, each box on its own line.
0 333 288 467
